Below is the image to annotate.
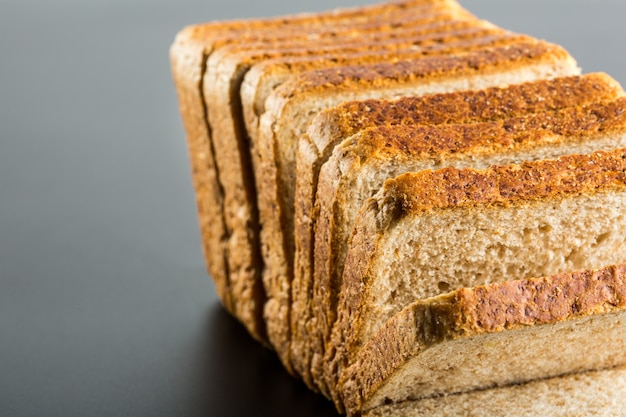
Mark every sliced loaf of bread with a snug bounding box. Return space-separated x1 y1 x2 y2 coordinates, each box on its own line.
293 73 623 398
338 149 626 413
170 0 465 344
205 23 512 373
322 97 626 401
257 41 578 393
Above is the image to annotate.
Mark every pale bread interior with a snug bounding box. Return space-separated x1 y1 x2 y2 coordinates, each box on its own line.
364 366 626 417
363 312 626 410
362 191 626 343
338 131 626 325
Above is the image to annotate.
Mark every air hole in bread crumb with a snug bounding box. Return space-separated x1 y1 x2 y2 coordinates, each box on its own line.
595 231 611 246
565 248 584 265
539 224 553 233
438 281 450 292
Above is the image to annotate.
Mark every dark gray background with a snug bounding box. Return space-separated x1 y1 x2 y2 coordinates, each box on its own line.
1 1 624 416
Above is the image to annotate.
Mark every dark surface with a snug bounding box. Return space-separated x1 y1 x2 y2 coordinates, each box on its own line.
1 1 625 416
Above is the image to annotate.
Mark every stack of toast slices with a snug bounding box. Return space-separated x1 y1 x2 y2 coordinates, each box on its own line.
170 0 626 415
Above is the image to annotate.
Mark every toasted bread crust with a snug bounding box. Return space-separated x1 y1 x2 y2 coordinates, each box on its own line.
389 149 626 213
174 0 458 44
272 42 572 101
180 0 464 43
309 72 623 151
241 21 498 127
356 98 626 159
341 263 626 415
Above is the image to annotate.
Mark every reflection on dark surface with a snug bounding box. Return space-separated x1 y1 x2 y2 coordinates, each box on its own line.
202 304 339 417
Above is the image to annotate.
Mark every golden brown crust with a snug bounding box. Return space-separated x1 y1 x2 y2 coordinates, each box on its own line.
213 9 485 63
342 263 626 415
457 265 626 332
242 20 499 122
355 97 626 160
170 37 235 316
311 72 624 149
180 0 464 42
388 148 626 214
276 41 570 100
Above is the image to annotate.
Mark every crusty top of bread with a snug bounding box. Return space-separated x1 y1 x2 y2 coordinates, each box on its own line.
383 148 626 215
218 24 505 72
429 263 626 334
209 28 514 80
171 0 471 74
308 72 624 149
345 98 626 162
208 6 489 51
266 41 576 114
207 11 489 65
229 18 491 55
240 27 519 119
176 0 465 42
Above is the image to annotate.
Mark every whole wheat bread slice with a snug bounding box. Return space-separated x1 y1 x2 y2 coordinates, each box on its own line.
322 96 626 401
254 40 578 394
363 367 626 417
338 149 626 413
170 0 460 344
343 264 626 415
204 19 505 372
